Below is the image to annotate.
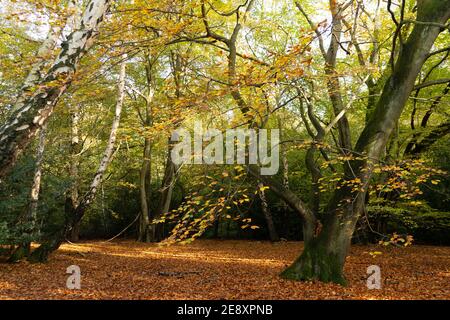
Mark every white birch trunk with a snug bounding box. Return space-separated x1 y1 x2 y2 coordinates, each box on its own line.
69 104 81 207
68 104 81 241
74 59 126 218
28 123 48 233
12 28 62 113
0 0 111 178
12 0 83 113
27 59 126 261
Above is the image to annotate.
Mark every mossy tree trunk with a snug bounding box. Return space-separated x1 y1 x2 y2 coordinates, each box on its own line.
8 244 31 263
280 235 348 285
28 230 66 263
280 193 361 284
281 0 450 284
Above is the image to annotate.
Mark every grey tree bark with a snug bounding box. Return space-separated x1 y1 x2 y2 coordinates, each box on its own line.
152 50 184 241
154 139 178 241
137 54 155 243
68 104 81 242
258 182 279 242
138 135 152 243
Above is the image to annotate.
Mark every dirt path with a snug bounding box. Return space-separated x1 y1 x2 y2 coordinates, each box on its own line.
0 240 449 299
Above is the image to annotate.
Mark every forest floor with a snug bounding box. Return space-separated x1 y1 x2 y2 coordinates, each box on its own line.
0 240 449 300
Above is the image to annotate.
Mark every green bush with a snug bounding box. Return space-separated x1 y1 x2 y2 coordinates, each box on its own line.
366 201 450 245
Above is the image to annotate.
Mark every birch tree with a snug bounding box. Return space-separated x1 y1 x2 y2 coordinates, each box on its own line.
0 0 111 178
8 124 47 262
29 58 126 261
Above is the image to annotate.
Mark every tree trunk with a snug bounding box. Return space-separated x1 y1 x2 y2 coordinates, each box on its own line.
153 140 178 241
258 183 279 242
68 104 81 242
0 0 111 179
11 0 84 113
28 124 47 234
138 136 152 243
281 188 358 285
12 28 61 113
137 53 155 243
29 58 126 262
279 117 290 238
8 124 47 262
280 217 349 285
323 1 353 153
69 221 81 242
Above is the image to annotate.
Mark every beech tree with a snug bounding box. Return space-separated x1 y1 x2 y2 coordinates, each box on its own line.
277 0 450 283
169 0 450 283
